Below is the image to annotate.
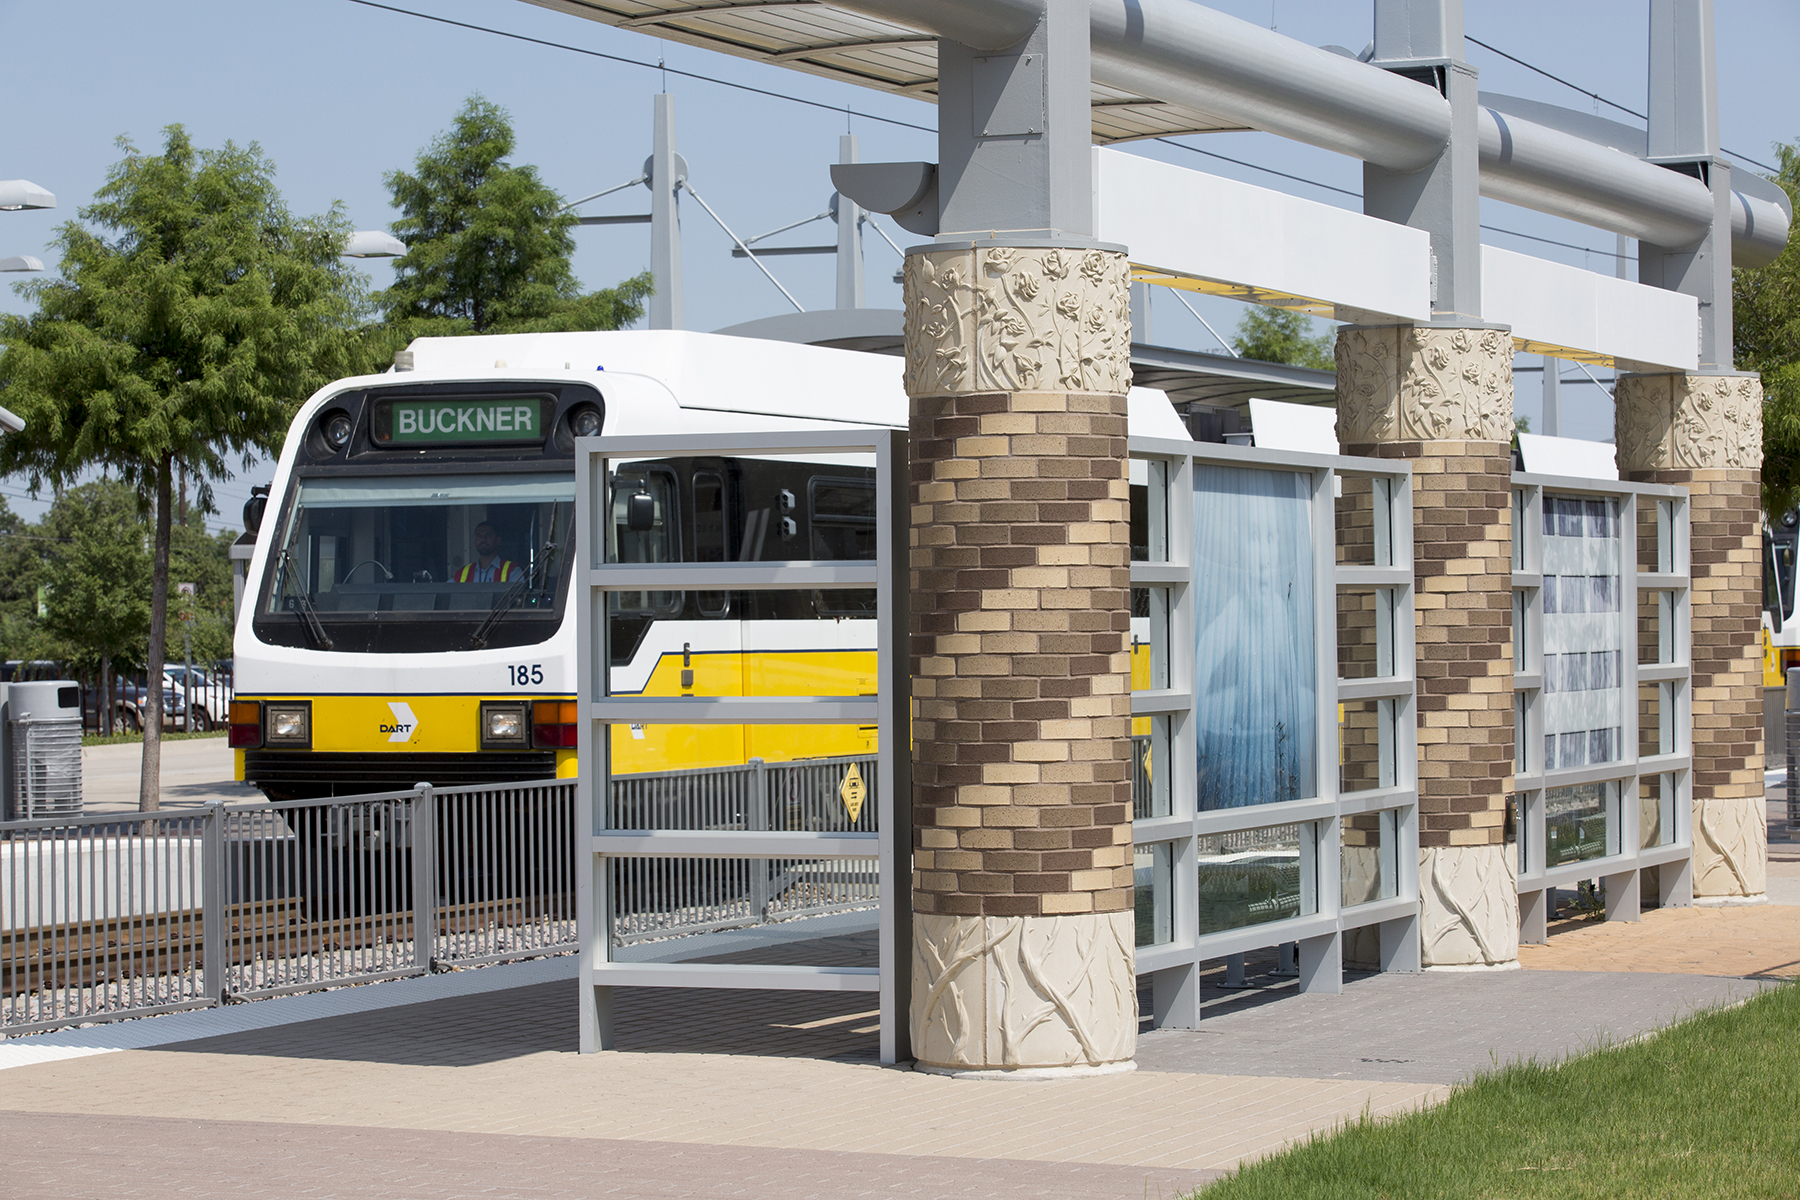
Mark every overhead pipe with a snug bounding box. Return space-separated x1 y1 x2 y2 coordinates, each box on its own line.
835 0 1454 171
829 0 1788 258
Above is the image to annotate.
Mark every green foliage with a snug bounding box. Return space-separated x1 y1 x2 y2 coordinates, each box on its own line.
1196 981 1800 1199
38 480 151 676
0 125 366 805
1231 306 1336 370
171 521 238 663
0 125 369 505
377 95 651 337
1734 141 1800 517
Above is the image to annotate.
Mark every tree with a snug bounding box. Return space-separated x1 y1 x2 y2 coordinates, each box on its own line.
0 126 368 808
1231 306 1336 370
1736 141 1800 517
40 481 153 730
378 95 651 337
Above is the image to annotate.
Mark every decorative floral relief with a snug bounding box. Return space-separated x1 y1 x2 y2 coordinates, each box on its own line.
1335 326 1400 445
1694 796 1767 897
1616 374 1763 472
1420 844 1519 967
902 247 1131 398
1397 327 1514 443
912 911 1137 1070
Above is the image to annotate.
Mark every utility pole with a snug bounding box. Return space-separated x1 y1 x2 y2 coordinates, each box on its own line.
648 93 685 330
835 134 864 310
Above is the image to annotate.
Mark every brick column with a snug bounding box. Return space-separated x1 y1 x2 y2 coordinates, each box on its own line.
903 243 1137 1074
1337 325 1519 968
1616 372 1767 901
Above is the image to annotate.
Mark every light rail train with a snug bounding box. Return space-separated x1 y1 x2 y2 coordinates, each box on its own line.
230 330 1185 799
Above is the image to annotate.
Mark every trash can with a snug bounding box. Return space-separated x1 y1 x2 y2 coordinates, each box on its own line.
6 680 83 820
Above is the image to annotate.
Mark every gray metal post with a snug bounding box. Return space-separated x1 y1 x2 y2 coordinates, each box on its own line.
1130 280 1152 344
1641 0 1732 368
411 783 437 971
201 801 226 1004
747 758 771 917
933 0 1094 242
648 93 684 330
835 135 865 310
1365 0 1482 321
1541 355 1561 437
1787 668 1800 836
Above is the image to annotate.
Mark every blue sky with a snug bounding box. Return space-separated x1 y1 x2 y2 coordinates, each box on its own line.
2 0 1794 526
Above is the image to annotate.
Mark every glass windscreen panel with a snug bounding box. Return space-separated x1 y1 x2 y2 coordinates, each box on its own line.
1135 842 1173 947
1193 466 1318 810
259 471 573 653
1546 780 1617 866
1196 823 1312 936
1540 495 1624 774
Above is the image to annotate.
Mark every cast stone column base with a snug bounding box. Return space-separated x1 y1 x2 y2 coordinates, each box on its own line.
1420 844 1520 969
1692 794 1768 902
911 911 1137 1075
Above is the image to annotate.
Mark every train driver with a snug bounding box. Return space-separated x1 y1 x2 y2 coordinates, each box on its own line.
457 522 520 583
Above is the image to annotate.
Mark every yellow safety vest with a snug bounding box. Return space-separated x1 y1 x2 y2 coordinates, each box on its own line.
457 559 518 583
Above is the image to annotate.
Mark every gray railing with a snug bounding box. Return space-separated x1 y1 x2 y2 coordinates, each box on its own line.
607 755 880 943
2 778 577 1036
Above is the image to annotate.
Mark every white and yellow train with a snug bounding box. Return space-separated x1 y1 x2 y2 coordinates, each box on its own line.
229 330 1185 799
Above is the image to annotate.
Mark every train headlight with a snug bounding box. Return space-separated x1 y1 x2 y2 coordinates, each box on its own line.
266 703 311 746
323 412 354 450
569 404 602 439
481 701 530 748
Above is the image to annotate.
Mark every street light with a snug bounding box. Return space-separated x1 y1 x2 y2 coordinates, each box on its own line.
0 180 54 211
0 255 43 272
342 230 406 258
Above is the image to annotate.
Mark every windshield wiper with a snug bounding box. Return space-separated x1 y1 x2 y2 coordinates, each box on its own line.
280 550 334 650
470 505 561 650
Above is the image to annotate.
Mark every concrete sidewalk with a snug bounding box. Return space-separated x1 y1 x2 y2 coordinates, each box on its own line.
80 736 258 813
2 903 1787 1200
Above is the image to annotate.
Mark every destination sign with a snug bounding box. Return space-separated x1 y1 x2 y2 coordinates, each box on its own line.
371 396 552 446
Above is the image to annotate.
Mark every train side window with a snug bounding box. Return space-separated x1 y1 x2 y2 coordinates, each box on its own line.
810 475 877 616
693 470 731 617
610 467 681 614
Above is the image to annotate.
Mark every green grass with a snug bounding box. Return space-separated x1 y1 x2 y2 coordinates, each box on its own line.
1196 980 1800 1199
82 729 228 747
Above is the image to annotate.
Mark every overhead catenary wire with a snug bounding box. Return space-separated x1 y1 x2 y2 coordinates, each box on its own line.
341 0 1721 271
1464 33 1779 175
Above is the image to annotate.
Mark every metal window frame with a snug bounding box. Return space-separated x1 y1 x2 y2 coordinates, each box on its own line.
575 429 910 1063
1129 436 1419 1027
1511 472 1692 937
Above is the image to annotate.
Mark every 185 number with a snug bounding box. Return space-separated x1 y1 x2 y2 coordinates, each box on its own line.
507 664 544 687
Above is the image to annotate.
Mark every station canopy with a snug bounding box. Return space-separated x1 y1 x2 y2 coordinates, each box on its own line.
524 0 1253 142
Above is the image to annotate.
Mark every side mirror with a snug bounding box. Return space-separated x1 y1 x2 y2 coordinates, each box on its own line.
243 484 270 534
626 490 656 533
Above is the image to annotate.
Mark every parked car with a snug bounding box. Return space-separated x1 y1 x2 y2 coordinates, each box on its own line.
164 664 234 731
83 679 175 734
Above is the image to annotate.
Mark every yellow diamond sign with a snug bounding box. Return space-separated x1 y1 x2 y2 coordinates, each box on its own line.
839 762 867 822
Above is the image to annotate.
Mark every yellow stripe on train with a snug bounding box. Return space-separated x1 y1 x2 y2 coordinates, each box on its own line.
609 649 878 775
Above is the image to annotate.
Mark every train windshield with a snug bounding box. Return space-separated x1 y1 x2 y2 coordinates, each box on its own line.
258 471 575 653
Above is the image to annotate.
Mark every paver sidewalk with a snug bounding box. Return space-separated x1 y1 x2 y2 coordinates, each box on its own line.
1518 903 1800 977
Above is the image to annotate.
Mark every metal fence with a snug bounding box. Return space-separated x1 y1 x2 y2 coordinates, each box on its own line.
15 661 240 737
1 778 577 1036
607 755 880 944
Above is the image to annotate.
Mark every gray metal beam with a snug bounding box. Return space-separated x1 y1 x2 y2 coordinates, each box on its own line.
1641 0 1732 369
1364 0 1482 320
934 0 1094 242
824 0 1783 257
